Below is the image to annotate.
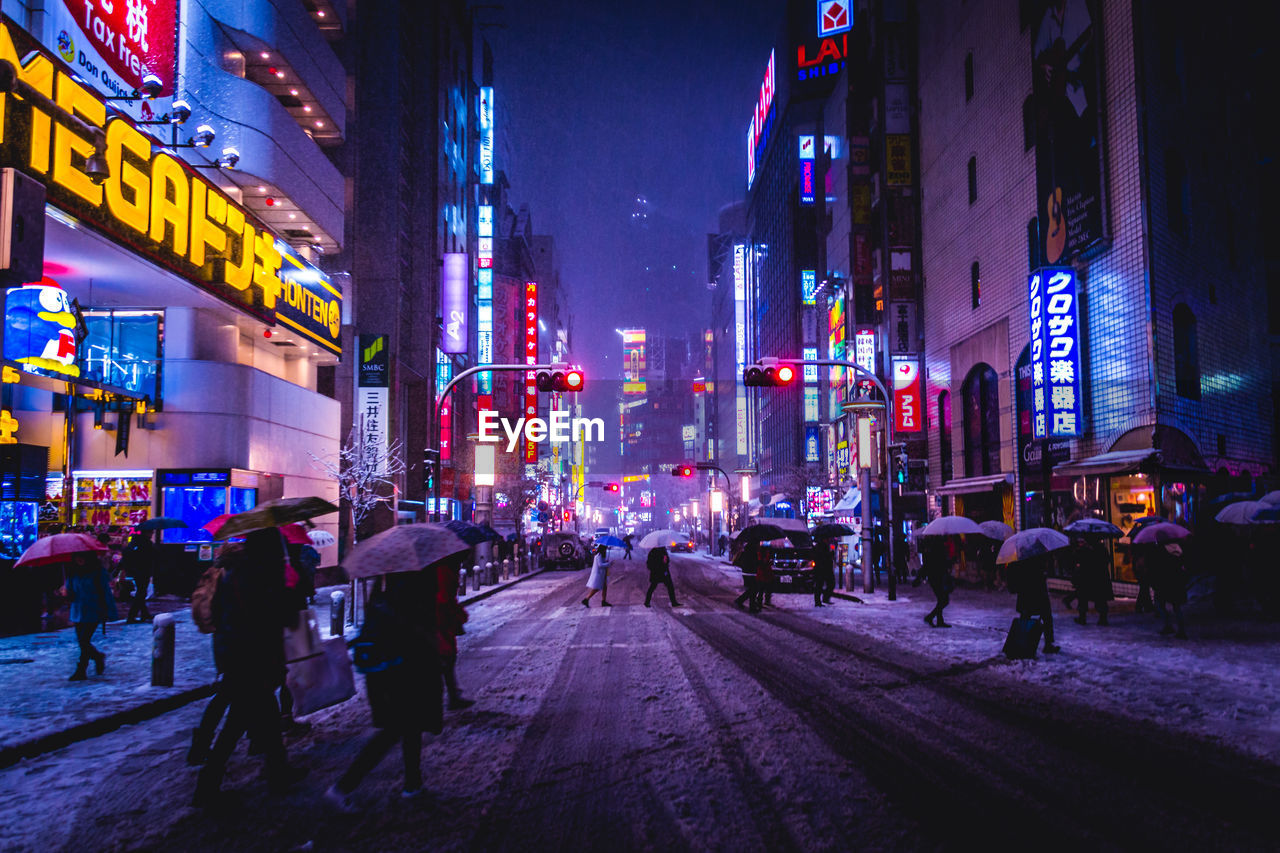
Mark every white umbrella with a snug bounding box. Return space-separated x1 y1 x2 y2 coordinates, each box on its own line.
978 520 1014 541
996 527 1070 564
1131 522 1191 545
1258 490 1280 507
918 515 984 537
307 529 337 547
638 529 689 549
1214 501 1264 526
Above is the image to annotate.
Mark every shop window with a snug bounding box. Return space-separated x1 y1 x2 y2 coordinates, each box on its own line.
962 364 1001 477
964 52 974 103
938 391 953 484
80 310 164 404
1165 149 1189 236
970 261 981 309
1173 304 1200 400
967 156 978 204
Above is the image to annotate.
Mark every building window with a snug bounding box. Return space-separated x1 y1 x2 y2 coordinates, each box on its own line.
1027 217 1040 270
970 261 981 309
1165 149 1189 236
964 52 974 102
938 391 953 484
962 364 1001 477
967 156 977 204
1173 304 1200 400
1022 96 1035 151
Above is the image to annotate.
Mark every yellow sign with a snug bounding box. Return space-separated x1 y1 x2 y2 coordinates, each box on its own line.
0 20 341 354
885 135 912 186
622 474 649 483
0 408 17 443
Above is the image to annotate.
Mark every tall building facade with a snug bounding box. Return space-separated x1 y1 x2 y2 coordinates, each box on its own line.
917 0 1272 565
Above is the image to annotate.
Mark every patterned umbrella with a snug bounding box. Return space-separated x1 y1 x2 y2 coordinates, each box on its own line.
996 527 1070 564
918 515 984 537
978 520 1014 541
307 529 337 548
1214 501 1264 526
217 496 340 540
1131 522 1192 545
15 533 106 568
341 523 469 579
1063 518 1124 537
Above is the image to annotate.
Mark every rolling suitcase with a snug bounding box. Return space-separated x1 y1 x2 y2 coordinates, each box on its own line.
1003 616 1043 659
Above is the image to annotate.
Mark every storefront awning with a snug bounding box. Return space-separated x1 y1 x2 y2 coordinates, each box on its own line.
1053 449 1158 477
935 473 1014 496
832 488 860 513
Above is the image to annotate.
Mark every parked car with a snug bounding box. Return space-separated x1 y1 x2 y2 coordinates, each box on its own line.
541 532 587 570
762 528 817 591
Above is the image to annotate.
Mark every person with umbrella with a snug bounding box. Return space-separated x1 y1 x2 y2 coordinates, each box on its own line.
732 541 761 609
915 537 954 627
623 533 634 560
582 544 613 607
1069 535 1114 626
324 523 461 807
437 554 474 710
65 551 117 680
120 531 156 623
999 529 1067 654
1152 543 1189 639
644 545 680 608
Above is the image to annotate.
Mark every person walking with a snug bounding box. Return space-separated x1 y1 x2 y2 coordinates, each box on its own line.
1071 537 1114 625
732 542 759 608
813 539 836 606
192 529 304 807
916 539 953 627
1009 553 1060 653
120 532 155 623
750 547 775 613
437 556 474 710
717 533 729 557
326 570 442 807
644 546 680 607
582 544 612 607
1152 543 1188 639
66 552 117 680
622 534 634 560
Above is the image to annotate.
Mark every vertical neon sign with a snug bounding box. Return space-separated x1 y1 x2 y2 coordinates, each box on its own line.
524 282 539 462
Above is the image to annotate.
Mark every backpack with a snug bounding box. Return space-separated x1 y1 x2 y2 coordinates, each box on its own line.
350 594 404 675
191 565 224 633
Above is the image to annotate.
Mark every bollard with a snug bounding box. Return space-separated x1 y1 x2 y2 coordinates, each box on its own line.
330 591 345 638
458 568 467 595
151 613 174 687
471 565 481 591
485 561 494 584
502 558 511 580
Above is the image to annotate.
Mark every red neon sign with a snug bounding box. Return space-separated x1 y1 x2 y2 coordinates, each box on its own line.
524 282 538 462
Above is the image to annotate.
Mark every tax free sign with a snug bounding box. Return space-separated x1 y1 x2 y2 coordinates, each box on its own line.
1028 268 1083 437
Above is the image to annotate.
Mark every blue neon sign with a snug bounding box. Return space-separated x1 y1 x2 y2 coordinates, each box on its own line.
1028 268 1082 437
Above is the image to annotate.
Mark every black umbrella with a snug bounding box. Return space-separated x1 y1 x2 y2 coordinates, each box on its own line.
735 524 787 544
812 522 855 539
444 520 500 546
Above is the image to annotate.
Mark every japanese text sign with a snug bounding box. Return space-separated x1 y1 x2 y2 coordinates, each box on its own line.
1028 268 1083 437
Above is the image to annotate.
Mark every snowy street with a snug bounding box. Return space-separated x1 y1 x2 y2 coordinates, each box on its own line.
1 553 1278 851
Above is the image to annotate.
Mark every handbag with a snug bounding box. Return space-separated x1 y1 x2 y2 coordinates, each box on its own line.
285 637 356 717
283 608 323 664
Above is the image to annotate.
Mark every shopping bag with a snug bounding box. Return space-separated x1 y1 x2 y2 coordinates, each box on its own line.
1002 616 1043 660
286 637 357 717
283 608 323 664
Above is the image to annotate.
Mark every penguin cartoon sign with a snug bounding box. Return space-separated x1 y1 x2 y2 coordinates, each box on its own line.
4 278 83 378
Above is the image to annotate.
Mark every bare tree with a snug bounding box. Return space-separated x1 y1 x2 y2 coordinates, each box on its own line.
310 425 407 542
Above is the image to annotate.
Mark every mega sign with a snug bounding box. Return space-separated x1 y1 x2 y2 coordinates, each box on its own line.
0 20 342 353
745 50 775 189
796 0 850 86
1028 268 1083 437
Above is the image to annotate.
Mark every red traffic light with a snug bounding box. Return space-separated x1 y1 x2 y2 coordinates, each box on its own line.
604 482 619 492
672 465 694 477
775 365 795 383
743 361 798 387
564 370 583 391
561 509 572 522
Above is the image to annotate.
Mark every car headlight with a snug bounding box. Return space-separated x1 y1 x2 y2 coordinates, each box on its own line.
805 560 815 568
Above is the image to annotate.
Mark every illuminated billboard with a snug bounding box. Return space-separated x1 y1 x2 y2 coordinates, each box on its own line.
478 87 494 185
1028 268 1083 437
746 50 776 189
733 244 748 455
622 328 646 394
441 254 468 354
4 279 81 378
524 282 538 462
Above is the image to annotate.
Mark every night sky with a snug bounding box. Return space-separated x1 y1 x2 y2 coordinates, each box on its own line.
488 0 781 382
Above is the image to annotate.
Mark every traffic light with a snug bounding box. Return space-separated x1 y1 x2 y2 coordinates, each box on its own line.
604 482 620 493
894 449 908 486
422 448 438 492
742 359 796 387
672 465 694 477
535 366 584 393
562 509 573 523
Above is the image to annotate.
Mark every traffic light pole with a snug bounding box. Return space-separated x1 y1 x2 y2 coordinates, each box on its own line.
695 463 734 553
774 357 897 601
432 362 562 523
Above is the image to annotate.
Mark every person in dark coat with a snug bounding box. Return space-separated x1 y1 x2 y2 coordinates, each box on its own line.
326 570 442 806
915 538 953 627
644 546 680 607
750 546 775 613
437 556 473 710
1010 554 1059 653
1152 543 1188 639
813 539 836 606
732 542 760 609
120 532 155 623
622 534 634 560
1071 537 1114 625
192 529 303 806
65 552 117 680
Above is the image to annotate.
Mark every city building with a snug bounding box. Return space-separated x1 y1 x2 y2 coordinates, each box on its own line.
917 0 1273 575
0 2 345 583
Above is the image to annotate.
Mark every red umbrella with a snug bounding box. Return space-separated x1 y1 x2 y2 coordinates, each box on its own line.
16 533 106 568
280 523 310 545
202 514 234 537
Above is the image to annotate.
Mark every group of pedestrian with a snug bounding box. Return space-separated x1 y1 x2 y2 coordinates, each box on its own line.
580 542 683 608
732 542 773 612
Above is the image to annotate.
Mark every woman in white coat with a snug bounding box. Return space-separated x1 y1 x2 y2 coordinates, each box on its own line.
582 544 612 607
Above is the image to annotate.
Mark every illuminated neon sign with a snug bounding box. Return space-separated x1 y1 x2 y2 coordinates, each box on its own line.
746 50 775 189
4 279 80 378
802 269 817 305
478 87 494 184
524 282 538 462
441 253 467 354
1028 268 1083 437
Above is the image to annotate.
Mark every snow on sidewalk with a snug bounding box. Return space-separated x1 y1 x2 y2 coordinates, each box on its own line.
749 576 1280 761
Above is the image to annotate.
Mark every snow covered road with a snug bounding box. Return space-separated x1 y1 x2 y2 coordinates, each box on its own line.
1 554 1277 851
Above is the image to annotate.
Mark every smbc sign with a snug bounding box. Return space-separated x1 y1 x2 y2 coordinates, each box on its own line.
0 19 341 354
